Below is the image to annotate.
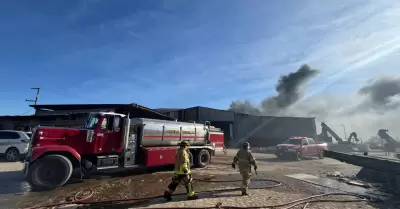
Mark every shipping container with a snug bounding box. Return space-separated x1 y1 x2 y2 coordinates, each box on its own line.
231 113 317 147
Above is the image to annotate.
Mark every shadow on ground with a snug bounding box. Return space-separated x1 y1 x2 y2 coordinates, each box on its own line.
0 170 29 195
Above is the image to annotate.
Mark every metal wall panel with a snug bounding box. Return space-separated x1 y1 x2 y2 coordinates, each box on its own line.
182 107 198 122
231 113 317 147
163 107 235 123
197 107 235 122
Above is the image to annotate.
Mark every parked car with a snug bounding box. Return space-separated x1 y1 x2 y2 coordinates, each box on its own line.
275 136 327 161
0 130 30 162
25 132 32 139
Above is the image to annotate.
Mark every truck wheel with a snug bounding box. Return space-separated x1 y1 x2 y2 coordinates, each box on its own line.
295 151 303 161
5 147 19 162
275 151 283 159
27 155 73 191
188 151 194 168
318 150 324 159
363 152 368 156
196 149 211 168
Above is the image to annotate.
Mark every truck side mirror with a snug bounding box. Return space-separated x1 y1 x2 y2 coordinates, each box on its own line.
204 121 211 130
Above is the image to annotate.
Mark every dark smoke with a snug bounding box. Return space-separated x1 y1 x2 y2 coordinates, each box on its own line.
358 77 400 109
229 64 319 115
261 64 319 113
229 100 261 115
228 66 400 140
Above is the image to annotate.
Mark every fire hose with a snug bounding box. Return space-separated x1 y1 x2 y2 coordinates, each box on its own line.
25 178 369 209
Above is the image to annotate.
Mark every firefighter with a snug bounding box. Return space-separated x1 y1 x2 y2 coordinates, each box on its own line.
232 142 257 195
164 140 198 201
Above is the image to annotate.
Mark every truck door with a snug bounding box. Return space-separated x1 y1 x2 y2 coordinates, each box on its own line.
92 116 108 154
301 139 310 156
307 139 318 155
103 115 123 153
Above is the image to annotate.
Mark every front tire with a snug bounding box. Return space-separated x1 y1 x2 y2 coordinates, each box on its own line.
27 155 73 191
295 151 303 161
5 148 19 162
275 151 283 160
318 150 324 159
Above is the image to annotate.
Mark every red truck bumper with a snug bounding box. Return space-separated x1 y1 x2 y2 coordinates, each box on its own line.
275 148 297 158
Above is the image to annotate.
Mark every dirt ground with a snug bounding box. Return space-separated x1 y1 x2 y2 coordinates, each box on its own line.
0 149 399 209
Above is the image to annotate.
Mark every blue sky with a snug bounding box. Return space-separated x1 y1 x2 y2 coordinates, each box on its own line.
1 0 400 115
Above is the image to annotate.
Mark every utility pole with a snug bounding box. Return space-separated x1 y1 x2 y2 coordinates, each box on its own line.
26 88 40 116
26 88 40 105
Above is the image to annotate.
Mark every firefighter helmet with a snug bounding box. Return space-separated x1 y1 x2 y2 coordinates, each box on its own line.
243 142 250 149
178 140 190 147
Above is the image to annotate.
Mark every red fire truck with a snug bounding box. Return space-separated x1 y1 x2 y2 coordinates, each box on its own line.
23 111 224 190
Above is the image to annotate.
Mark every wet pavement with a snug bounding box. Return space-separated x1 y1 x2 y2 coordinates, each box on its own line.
0 150 399 209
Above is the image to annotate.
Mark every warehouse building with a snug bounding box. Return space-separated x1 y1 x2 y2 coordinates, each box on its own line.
0 103 174 131
0 114 87 131
0 104 317 147
156 106 317 148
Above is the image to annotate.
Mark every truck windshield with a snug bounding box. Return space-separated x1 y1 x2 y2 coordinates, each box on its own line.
85 114 101 129
285 139 302 145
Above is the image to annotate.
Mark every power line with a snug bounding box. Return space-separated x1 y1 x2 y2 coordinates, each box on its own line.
21 108 33 115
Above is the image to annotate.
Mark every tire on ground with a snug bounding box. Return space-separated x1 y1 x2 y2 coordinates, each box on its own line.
295 151 302 161
318 150 324 159
196 149 211 168
188 151 194 168
5 147 19 162
275 151 283 160
27 154 73 191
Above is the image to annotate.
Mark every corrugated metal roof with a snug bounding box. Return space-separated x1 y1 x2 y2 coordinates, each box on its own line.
154 108 183 113
0 113 88 120
30 103 175 120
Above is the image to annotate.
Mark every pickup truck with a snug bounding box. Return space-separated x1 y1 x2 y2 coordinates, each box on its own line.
275 137 327 161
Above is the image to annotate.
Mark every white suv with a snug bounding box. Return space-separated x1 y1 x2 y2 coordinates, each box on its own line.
0 130 30 162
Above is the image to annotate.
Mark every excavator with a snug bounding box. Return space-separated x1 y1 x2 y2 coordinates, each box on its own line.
317 122 370 155
377 129 400 159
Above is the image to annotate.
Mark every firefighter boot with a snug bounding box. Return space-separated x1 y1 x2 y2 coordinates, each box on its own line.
163 191 172 201
241 188 249 196
187 195 199 200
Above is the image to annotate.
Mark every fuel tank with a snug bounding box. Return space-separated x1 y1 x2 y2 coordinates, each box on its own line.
130 118 221 147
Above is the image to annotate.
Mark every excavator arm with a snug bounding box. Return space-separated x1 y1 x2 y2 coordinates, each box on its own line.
347 132 360 143
320 122 343 143
378 129 400 147
377 129 400 158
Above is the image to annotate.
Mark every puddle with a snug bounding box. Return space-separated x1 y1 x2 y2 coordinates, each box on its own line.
286 173 392 200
